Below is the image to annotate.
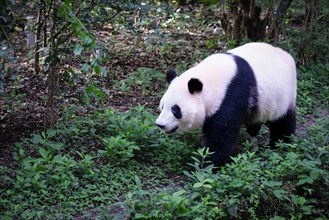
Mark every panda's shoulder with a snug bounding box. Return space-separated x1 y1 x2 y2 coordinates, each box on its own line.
202 52 233 62
197 53 237 70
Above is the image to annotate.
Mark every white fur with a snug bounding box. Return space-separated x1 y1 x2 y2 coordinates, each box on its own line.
156 42 296 133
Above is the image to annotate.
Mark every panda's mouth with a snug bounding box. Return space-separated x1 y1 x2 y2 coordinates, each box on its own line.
165 126 178 134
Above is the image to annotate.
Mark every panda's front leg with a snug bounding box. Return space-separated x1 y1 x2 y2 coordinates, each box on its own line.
202 116 242 167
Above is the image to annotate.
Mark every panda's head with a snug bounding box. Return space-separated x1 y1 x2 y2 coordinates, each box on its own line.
155 70 206 134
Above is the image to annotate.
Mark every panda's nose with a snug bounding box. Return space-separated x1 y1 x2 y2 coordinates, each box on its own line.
156 123 165 129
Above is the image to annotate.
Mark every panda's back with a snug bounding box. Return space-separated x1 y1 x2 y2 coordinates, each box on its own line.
181 43 297 123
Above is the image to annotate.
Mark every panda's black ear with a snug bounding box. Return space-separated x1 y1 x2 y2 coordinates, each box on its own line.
166 69 177 84
188 78 203 94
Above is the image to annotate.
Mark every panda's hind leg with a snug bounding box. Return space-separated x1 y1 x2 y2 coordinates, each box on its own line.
246 123 261 137
268 108 296 148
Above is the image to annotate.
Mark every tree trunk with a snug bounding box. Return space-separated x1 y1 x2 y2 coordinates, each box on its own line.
34 8 43 75
242 0 273 41
44 2 58 130
297 0 320 65
220 0 293 43
268 0 293 43
305 0 320 24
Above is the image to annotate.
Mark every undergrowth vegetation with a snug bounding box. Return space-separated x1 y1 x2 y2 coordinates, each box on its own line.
0 106 197 219
111 121 329 219
1 64 329 219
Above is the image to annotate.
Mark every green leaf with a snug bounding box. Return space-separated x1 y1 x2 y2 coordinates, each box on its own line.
52 155 64 164
204 178 214 184
297 176 313 185
86 85 94 94
94 65 101 74
193 182 203 188
172 190 186 198
73 44 84 55
203 184 213 189
195 173 205 182
39 148 48 160
18 148 25 156
32 134 42 144
81 63 90 72
47 129 56 138
134 175 142 189
273 190 289 201
262 180 282 187
310 170 319 179
35 165 45 172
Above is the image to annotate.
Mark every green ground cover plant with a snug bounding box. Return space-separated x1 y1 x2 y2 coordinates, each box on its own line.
0 106 197 219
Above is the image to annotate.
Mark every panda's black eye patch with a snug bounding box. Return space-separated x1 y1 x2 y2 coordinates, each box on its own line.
172 105 182 119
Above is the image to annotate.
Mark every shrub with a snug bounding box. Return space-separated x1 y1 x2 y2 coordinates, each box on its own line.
0 106 195 218
297 64 329 116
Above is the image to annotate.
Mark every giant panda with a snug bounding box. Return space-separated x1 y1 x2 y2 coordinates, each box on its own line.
155 42 297 167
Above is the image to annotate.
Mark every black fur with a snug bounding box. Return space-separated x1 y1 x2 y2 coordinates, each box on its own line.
172 105 182 119
203 54 258 167
246 123 261 136
166 70 177 84
268 108 296 147
188 78 203 94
